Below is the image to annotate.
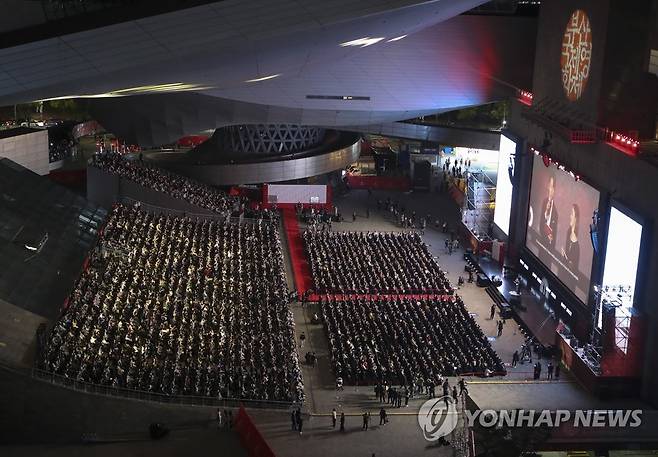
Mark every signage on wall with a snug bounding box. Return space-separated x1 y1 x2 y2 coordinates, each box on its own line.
560 9 592 102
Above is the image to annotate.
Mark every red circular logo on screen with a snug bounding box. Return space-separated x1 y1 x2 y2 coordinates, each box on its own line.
560 10 592 102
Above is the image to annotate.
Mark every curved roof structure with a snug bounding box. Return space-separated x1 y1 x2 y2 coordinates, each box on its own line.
0 0 537 145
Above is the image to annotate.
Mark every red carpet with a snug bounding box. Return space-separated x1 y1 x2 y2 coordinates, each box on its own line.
282 208 314 299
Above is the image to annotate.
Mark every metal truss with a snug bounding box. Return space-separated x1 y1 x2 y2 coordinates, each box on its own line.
216 125 325 156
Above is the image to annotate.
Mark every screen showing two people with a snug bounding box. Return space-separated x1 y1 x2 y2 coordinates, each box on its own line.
526 155 600 303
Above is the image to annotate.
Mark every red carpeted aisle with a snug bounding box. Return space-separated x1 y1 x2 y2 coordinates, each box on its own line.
282 208 314 299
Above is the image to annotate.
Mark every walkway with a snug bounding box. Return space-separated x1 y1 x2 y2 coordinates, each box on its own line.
281 207 313 299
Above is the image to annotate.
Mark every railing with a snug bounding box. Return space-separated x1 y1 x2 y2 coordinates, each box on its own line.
597 127 641 156
570 129 597 144
31 368 295 410
518 96 642 154
120 197 276 225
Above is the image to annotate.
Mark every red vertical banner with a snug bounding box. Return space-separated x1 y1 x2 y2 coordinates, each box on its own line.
262 184 269 208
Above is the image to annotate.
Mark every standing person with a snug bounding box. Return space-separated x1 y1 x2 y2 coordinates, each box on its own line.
490 304 496 320
404 387 409 407
452 386 458 403
379 408 387 425
547 362 554 380
497 320 504 337
540 174 559 248
340 412 345 431
512 350 519 368
561 203 581 271
332 408 337 428
362 411 369 430
352 211 357 222
217 409 223 429
458 378 468 396
291 410 297 431
299 332 306 348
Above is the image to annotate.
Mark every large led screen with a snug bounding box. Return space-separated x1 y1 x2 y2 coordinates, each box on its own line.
526 155 600 302
493 135 516 236
601 206 643 311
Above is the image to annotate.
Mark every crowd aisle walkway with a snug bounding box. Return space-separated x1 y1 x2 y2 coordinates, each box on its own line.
281 207 313 299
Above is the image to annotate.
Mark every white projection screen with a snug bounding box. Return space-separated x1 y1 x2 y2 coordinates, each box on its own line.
266 184 327 204
493 134 516 236
601 206 643 311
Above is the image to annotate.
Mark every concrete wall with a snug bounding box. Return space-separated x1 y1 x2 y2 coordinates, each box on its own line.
162 140 360 186
86 166 119 209
87 166 215 216
0 130 48 175
342 123 501 151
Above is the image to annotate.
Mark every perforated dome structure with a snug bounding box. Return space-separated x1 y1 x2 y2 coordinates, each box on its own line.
215 125 325 156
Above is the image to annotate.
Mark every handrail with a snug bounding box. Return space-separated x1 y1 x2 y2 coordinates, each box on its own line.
31 368 295 410
120 196 265 223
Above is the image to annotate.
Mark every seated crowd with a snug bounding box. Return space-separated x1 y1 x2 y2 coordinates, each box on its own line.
303 231 451 294
321 296 504 385
91 153 270 218
42 204 303 402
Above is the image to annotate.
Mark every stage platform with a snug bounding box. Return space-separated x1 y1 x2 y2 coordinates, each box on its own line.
473 254 558 348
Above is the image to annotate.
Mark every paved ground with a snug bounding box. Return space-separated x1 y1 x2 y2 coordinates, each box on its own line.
2 428 241 457
251 409 456 457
